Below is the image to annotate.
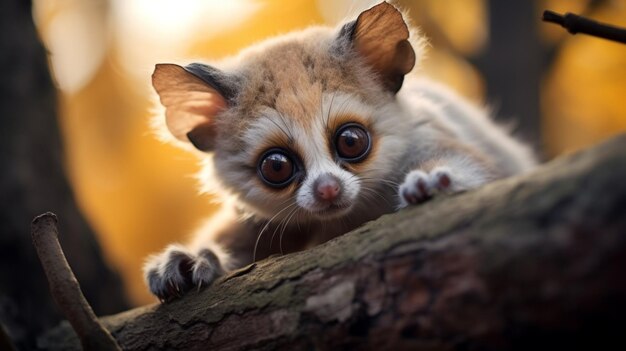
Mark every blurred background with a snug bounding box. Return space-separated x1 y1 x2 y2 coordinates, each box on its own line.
28 0 626 307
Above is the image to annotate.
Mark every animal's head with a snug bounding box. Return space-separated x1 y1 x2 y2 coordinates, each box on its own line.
152 2 423 221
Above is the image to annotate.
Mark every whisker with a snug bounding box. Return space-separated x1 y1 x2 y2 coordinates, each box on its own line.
318 83 329 133
342 172 399 193
266 116 292 142
333 95 352 123
360 186 395 208
358 176 401 188
269 203 298 249
253 200 296 262
278 206 300 254
359 191 383 210
277 110 296 142
326 91 337 130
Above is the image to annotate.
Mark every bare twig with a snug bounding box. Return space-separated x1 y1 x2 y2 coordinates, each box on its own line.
31 212 121 351
543 10 626 44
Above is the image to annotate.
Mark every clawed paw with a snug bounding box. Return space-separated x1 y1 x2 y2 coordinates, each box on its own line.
143 245 224 302
398 167 454 207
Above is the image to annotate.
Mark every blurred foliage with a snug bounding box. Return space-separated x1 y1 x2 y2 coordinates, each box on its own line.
541 0 626 155
32 0 626 305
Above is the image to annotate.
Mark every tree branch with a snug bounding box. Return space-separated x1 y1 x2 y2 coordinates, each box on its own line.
31 213 121 351
39 135 626 350
543 10 626 44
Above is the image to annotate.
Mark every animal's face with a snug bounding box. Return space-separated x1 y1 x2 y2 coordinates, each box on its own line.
151 2 422 221
218 89 407 221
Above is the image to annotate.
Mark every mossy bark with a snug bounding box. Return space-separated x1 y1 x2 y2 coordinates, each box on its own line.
40 135 626 350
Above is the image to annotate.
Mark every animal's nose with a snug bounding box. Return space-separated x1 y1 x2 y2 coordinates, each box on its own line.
313 173 342 202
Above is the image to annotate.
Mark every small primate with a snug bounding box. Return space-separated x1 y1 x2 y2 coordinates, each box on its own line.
145 2 535 301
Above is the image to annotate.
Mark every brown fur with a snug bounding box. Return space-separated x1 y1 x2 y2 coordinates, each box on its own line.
144 2 535 302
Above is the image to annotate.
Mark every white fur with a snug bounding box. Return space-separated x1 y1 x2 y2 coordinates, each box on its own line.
403 78 536 174
144 2 537 301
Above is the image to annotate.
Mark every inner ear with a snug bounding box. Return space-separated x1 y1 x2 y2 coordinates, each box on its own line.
348 2 416 93
152 63 233 151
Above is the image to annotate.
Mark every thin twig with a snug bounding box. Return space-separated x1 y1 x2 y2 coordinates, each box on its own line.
31 212 121 351
542 10 626 44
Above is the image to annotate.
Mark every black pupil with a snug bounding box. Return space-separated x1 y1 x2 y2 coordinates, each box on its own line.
344 134 356 147
272 159 283 172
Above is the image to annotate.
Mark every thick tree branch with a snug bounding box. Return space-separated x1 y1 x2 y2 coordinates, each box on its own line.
39 135 626 350
31 213 121 351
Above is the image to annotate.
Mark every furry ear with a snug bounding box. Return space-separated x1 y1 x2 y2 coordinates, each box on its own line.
346 2 416 93
152 63 232 151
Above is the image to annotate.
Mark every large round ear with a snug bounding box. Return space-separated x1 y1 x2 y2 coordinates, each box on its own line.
341 2 416 93
152 63 233 151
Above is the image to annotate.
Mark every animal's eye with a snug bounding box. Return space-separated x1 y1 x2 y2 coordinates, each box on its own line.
258 149 296 188
334 123 371 162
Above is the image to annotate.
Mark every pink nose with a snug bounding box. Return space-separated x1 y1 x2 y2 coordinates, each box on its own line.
314 174 341 201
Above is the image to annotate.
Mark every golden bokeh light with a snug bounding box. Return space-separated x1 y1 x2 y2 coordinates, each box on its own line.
32 0 626 305
542 2 626 155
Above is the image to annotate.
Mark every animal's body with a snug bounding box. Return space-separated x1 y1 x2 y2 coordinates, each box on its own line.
144 2 535 301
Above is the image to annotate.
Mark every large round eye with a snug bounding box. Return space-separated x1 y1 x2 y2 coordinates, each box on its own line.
335 123 371 162
258 149 296 188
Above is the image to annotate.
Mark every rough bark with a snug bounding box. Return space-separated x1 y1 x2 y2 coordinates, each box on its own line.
40 135 626 350
0 1 128 349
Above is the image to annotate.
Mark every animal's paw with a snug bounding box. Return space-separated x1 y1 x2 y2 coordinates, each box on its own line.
143 245 225 302
398 167 454 207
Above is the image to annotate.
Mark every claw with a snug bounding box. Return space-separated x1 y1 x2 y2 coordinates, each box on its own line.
416 178 428 196
399 168 454 207
144 245 226 302
436 172 451 189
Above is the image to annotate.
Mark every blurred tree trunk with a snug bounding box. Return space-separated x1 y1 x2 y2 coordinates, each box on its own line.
0 0 128 349
476 1 544 149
